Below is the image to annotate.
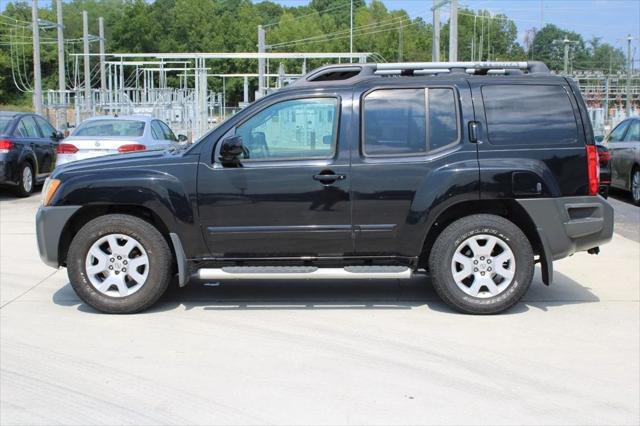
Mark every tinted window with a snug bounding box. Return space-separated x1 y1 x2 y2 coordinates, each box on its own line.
363 88 458 156
74 120 145 137
236 97 338 160
151 121 164 140
17 117 41 138
623 121 639 142
158 121 177 141
482 85 578 146
0 117 13 133
363 88 427 156
607 121 629 142
35 116 56 138
429 88 458 151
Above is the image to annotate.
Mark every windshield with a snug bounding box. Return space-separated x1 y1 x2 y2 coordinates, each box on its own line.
74 120 145 137
0 117 13 133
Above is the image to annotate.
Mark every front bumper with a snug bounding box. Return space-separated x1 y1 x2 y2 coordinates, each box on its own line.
517 195 614 261
36 205 81 268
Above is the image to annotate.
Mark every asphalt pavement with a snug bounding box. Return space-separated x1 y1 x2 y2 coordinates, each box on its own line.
1 189 638 425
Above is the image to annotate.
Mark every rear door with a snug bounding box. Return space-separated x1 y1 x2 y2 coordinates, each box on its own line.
469 78 588 198
351 78 477 259
14 116 45 178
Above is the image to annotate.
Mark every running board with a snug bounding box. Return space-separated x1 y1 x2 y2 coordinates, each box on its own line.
194 266 412 280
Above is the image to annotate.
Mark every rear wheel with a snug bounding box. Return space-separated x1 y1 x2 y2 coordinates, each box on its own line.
631 168 640 205
428 214 534 314
67 214 172 313
15 162 34 197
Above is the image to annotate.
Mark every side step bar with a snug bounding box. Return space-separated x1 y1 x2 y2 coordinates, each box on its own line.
194 266 413 280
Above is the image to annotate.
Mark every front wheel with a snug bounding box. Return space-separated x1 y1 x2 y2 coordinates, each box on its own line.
67 214 172 314
428 214 534 314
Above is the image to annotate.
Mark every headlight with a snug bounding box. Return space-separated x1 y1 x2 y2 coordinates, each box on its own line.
42 178 61 206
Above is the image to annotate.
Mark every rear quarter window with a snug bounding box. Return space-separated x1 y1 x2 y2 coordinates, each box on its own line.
481 85 579 146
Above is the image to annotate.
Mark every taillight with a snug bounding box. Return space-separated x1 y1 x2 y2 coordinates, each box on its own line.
0 139 14 153
57 143 79 154
598 149 611 164
586 145 600 196
118 144 146 153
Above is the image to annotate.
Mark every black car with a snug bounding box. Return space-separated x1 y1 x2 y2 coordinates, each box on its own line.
35 61 614 314
0 112 63 196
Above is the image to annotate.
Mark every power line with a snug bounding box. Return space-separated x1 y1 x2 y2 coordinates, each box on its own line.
263 1 351 28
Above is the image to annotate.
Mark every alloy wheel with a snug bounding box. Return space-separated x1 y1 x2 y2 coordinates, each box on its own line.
85 233 149 298
451 234 516 298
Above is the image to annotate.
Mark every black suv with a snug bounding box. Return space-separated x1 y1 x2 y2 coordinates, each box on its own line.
0 111 63 196
36 61 614 314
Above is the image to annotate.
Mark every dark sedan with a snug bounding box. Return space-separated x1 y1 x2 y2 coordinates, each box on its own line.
0 112 63 196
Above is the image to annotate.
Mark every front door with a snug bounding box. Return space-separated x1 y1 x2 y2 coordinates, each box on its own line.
197 93 353 259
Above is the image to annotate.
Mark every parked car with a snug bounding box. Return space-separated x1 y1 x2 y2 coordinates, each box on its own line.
603 117 640 204
56 115 187 166
597 143 611 198
36 61 613 314
0 111 63 196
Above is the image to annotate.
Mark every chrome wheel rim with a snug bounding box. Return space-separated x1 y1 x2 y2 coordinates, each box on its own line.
451 234 516 298
22 166 32 192
632 171 640 203
85 234 149 298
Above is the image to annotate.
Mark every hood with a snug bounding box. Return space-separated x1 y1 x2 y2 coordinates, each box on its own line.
52 149 179 177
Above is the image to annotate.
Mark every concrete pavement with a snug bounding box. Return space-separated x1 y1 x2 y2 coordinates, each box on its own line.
1 192 639 425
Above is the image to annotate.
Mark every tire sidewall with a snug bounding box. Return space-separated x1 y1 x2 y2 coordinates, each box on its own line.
17 163 34 197
430 215 534 314
67 215 171 314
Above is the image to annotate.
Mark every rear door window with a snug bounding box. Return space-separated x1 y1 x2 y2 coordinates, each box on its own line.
607 121 629 142
16 117 41 138
623 121 639 142
362 87 459 156
481 85 578 146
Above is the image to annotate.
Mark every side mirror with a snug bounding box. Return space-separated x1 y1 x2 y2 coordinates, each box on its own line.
219 135 244 163
177 134 188 143
54 131 64 141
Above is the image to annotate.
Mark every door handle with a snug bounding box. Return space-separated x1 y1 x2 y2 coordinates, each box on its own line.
313 172 346 185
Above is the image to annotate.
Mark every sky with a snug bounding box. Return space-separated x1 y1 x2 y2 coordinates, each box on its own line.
271 0 640 53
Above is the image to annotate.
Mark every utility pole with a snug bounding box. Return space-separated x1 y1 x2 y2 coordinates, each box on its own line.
554 37 577 75
82 11 91 111
99 17 106 106
431 0 450 62
626 34 632 117
257 25 265 98
449 0 458 61
349 0 353 63
31 0 42 115
432 0 441 61
56 0 65 126
398 21 404 62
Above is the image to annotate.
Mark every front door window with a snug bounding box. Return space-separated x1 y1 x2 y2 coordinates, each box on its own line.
235 98 338 161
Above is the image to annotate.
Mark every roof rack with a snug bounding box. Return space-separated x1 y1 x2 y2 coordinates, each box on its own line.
292 61 550 86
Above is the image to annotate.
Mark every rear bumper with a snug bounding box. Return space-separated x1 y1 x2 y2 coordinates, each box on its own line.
517 195 614 261
36 205 81 268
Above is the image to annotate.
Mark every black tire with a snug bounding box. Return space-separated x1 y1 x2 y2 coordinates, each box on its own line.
631 168 640 206
428 214 534 315
67 214 172 314
15 162 34 197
